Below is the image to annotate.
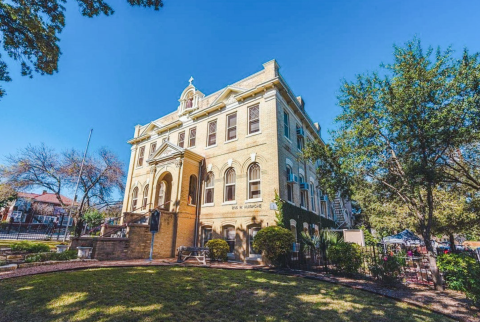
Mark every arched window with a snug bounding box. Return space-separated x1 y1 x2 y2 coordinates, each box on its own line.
131 187 139 211
188 175 198 205
310 182 315 211
157 181 166 208
286 166 293 202
224 168 236 202
204 172 214 204
142 185 149 210
248 163 261 200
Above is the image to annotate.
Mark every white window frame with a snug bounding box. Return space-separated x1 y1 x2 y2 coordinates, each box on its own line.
247 163 261 201
188 127 196 148
131 187 139 211
207 120 217 147
204 172 215 205
137 146 145 167
178 131 185 148
248 105 260 135
226 112 237 141
224 168 236 203
286 166 294 203
310 182 315 212
142 184 149 210
150 142 157 155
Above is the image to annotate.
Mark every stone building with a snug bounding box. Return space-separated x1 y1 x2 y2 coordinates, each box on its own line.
121 60 353 262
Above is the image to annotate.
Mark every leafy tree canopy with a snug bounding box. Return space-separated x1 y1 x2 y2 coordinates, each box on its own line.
0 0 164 98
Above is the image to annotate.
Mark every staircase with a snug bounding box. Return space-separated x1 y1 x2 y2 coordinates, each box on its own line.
332 196 348 229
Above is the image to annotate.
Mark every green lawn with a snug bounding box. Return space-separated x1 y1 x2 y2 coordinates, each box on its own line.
0 267 452 322
0 239 62 250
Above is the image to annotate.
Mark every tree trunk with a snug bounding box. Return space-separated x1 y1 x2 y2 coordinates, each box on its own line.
449 233 456 253
425 183 444 291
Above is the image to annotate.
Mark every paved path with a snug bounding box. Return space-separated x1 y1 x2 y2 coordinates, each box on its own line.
1 259 478 322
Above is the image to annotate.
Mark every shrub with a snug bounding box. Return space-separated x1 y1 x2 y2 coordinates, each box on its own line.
25 250 77 263
10 241 51 253
369 253 404 285
438 253 480 306
328 242 362 275
205 239 229 261
252 226 295 265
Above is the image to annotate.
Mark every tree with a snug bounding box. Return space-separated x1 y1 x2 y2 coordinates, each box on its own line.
62 147 125 236
303 39 480 290
0 0 164 99
1 144 69 207
0 182 17 209
1 144 125 236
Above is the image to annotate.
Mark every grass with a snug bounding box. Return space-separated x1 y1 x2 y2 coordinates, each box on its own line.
0 267 453 322
0 239 62 250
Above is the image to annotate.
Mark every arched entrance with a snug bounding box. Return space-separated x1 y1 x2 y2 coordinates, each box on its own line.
155 172 173 211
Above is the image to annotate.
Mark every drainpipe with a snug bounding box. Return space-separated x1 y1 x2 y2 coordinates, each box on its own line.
194 159 204 247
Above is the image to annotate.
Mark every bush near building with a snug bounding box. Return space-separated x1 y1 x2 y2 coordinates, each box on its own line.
253 226 295 265
328 242 362 275
205 239 229 261
25 250 77 263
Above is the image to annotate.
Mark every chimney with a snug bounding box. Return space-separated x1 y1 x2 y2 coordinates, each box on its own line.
314 122 322 137
262 59 280 79
42 190 47 195
296 96 305 110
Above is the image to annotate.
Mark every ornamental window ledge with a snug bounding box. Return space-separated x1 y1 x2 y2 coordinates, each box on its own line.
245 198 262 203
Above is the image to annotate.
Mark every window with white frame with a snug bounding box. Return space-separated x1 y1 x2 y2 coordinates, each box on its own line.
150 142 157 155
204 172 214 204
248 105 260 134
286 166 293 202
142 185 149 210
178 131 185 148
137 146 145 166
207 120 217 146
310 182 315 211
321 201 327 216
224 168 236 202
189 127 196 147
248 163 261 200
284 111 290 139
223 226 235 254
226 113 237 141
296 125 304 150
131 187 139 211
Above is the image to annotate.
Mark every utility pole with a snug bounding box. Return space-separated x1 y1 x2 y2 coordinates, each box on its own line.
63 129 93 242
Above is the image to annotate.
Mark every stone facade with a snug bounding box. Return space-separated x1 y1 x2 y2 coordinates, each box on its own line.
120 60 353 262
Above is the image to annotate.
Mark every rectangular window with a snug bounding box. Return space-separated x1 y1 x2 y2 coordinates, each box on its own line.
249 227 261 255
321 202 327 216
202 227 212 246
189 127 196 147
150 142 157 155
137 146 145 166
226 113 237 141
284 112 290 138
178 131 185 148
296 125 304 150
248 105 260 134
207 120 217 146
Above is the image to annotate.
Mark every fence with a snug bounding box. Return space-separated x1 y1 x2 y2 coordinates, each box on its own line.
284 243 434 286
0 222 72 241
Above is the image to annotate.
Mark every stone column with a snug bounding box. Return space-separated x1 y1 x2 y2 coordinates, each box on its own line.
147 164 157 210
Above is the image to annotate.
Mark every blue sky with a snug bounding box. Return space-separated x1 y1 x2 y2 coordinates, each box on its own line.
1 0 480 177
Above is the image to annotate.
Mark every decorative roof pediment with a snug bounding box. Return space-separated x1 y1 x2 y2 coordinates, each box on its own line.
147 141 185 163
139 121 162 137
210 86 246 106
178 77 205 117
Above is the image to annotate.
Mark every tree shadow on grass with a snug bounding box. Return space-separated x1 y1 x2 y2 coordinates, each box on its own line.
0 266 454 322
